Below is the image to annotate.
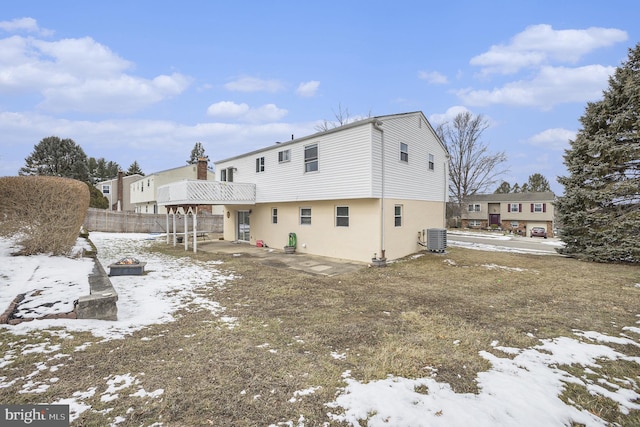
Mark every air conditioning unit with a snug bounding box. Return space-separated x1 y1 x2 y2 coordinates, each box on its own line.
426 228 447 252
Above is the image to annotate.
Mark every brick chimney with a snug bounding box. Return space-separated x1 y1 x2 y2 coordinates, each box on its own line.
116 171 124 211
197 158 208 180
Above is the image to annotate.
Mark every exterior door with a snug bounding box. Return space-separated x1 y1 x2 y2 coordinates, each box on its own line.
489 214 501 227
237 211 250 241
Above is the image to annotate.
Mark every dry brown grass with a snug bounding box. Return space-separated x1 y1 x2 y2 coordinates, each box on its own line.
0 243 638 426
0 176 89 255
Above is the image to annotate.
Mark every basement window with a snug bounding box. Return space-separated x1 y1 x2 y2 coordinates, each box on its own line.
394 205 403 227
300 207 312 225
336 206 349 227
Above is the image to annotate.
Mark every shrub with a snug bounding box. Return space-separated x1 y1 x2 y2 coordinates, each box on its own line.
0 176 90 255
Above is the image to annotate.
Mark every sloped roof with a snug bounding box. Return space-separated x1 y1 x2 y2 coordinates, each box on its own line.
466 192 556 202
214 111 446 164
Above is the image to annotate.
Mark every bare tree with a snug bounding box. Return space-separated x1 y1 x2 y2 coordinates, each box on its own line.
314 102 355 132
436 111 507 225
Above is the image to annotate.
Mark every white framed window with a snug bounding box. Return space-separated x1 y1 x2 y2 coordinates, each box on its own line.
510 221 519 228
394 205 403 227
304 144 318 172
271 208 278 224
468 204 481 212
221 167 234 182
469 220 482 227
509 203 520 213
428 154 435 171
102 185 110 194
336 206 349 227
278 149 290 163
300 207 312 225
532 203 544 213
256 157 265 173
400 142 408 162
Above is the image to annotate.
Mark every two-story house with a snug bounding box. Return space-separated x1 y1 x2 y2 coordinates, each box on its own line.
95 172 142 212
130 159 218 214
461 192 556 237
157 111 449 263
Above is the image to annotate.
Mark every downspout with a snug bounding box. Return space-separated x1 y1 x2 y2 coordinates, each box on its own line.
372 120 385 261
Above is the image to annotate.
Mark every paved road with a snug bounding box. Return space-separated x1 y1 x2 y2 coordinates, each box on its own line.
447 230 564 255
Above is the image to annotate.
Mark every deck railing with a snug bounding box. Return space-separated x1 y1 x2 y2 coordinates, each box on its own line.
157 180 256 206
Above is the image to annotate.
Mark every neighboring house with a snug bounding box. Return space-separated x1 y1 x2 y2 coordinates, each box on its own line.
158 111 450 263
461 192 556 237
95 172 143 212
130 159 219 214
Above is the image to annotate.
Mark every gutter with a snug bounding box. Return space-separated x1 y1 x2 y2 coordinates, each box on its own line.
372 120 385 261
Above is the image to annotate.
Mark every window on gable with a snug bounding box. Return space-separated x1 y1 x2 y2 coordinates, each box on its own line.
256 157 265 173
272 208 278 224
304 144 318 172
300 207 312 225
278 149 290 163
394 205 403 227
468 204 481 212
400 143 408 162
336 206 349 227
428 154 435 171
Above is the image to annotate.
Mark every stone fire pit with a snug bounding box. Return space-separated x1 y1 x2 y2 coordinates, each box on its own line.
108 257 146 276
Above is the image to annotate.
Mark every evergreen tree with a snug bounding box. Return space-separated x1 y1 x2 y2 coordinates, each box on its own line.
525 173 552 192
512 183 521 193
187 142 209 164
494 181 512 193
88 157 120 183
127 161 144 176
87 183 109 209
19 136 90 182
556 43 640 263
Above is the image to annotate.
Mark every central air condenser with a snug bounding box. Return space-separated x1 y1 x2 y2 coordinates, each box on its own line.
426 228 447 252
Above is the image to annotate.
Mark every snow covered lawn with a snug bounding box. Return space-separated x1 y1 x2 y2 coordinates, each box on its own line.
1 232 639 426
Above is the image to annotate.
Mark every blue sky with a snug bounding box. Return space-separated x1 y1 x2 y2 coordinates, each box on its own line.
0 1 637 194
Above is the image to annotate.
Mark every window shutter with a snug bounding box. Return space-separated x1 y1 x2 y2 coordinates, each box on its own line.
519 203 522 212
530 204 534 212
543 203 546 213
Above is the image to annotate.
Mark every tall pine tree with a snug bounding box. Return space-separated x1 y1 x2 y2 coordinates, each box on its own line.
556 43 640 263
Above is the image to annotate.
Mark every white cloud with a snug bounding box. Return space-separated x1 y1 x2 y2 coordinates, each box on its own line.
224 76 285 93
528 128 576 151
0 34 191 113
206 101 250 118
0 17 53 36
296 80 320 97
456 64 614 109
418 70 448 84
428 106 473 126
39 73 190 114
206 101 287 122
471 24 628 75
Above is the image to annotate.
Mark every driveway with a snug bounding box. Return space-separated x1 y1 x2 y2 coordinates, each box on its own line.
447 230 565 255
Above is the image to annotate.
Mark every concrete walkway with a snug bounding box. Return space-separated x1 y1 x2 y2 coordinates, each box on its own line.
196 239 365 277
